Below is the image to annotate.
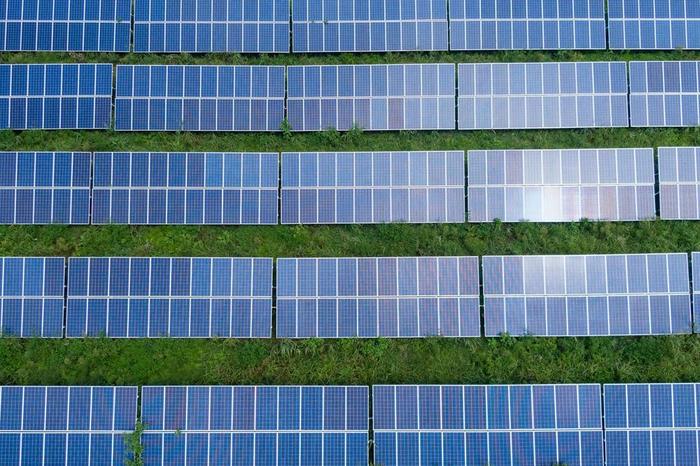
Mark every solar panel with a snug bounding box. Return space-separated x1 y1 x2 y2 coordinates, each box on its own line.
449 0 606 50
141 385 369 465
287 64 456 131
134 0 290 53
0 63 113 130
458 62 629 130
0 386 138 466
467 148 656 222
659 147 700 220
629 61 700 127
65 257 273 338
373 384 604 466
483 254 692 337
114 65 286 131
0 257 64 338
0 152 91 225
92 152 279 225
604 383 700 466
608 0 700 49
276 257 480 338
292 0 448 52
0 0 131 51
281 151 465 224
692 253 700 329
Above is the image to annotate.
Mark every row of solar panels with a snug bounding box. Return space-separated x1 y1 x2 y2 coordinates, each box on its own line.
0 383 697 466
3 61 700 131
2 253 699 338
1 0 699 53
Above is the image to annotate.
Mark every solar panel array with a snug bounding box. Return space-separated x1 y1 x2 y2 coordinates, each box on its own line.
608 0 700 49
482 254 692 337
140 385 369 465
659 147 700 220
604 383 700 466
458 62 629 130
66 257 273 338
449 0 606 50
276 257 480 338
373 384 604 466
114 65 286 131
693 253 700 331
0 386 138 465
287 64 455 131
292 0 448 52
467 149 656 223
281 151 465 224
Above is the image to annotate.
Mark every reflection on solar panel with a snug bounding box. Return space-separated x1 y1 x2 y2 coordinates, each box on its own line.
373 384 604 466
92 152 279 225
608 0 700 49
114 65 286 131
66 257 273 338
276 257 480 338
287 64 455 131
467 149 656 222
0 257 64 338
692 253 700 329
483 254 692 337
659 147 700 220
292 0 448 52
0 152 91 225
458 62 629 130
604 383 700 466
0 64 113 130
141 386 369 465
281 151 465 224
0 386 138 465
449 0 606 50
134 0 290 53
629 61 700 127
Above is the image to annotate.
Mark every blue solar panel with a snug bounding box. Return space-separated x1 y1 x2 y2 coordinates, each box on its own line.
0 0 131 51
373 384 604 466
604 383 700 466
287 64 456 131
458 62 629 130
449 0 606 50
114 65 286 131
92 152 279 225
0 63 112 130
692 253 700 329
281 151 465 224
66 257 273 338
134 0 290 52
141 385 369 465
276 257 480 338
629 61 700 127
0 152 91 225
0 386 138 466
483 254 692 337
0 257 64 338
659 147 700 220
292 0 448 52
609 0 700 49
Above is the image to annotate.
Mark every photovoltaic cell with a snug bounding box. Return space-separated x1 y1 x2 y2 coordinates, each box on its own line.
608 0 700 49
114 65 286 131
292 0 448 52
133 0 290 53
449 0 606 50
0 152 91 225
65 257 273 338
281 151 465 224
0 63 112 130
276 257 481 338
287 64 456 131
629 61 700 127
458 62 629 130
482 254 692 337
141 385 369 466
604 383 700 466
467 149 656 222
0 386 138 466
659 147 700 220
373 384 604 466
